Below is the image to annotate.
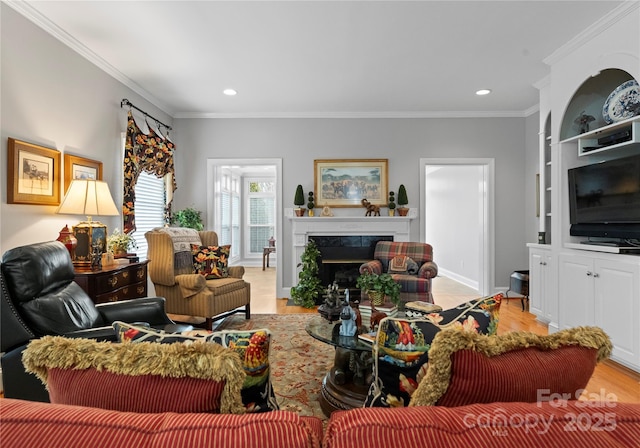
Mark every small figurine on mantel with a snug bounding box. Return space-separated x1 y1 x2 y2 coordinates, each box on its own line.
575 111 595 134
339 289 358 337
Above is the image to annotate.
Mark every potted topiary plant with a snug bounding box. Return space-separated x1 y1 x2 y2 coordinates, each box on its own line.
290 239 324 308
388 191 396 216
171 207 204 230
397 184 409 216
356 271 401 307
307 191 315 217
294 185 306 217
107 228 138 256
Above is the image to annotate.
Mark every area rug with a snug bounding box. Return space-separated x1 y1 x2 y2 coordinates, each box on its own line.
216 314 333 420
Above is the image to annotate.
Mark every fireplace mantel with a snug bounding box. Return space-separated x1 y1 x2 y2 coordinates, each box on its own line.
288 216 415 291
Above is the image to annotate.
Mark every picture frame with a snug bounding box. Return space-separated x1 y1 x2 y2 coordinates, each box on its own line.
7 138 61 206
64 154 103 192
314 159 388 208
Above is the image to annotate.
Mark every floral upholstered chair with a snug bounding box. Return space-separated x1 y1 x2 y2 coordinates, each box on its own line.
359 241 438 304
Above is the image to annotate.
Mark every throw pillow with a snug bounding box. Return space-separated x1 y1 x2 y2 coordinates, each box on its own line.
192 244 231 279
22 335 246 414
154 227 202 274
364 293 502 408
388 255 419 275
409 326 612 407
113 322 278 413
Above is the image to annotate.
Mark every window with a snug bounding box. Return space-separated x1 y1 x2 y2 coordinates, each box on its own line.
130 171 166 260
245 178 275 256
219 172 240 259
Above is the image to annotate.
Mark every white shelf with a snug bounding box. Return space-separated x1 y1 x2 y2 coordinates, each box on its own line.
565 243 640 254
561 116 640 156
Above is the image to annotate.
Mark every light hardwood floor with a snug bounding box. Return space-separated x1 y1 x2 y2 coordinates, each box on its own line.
244 266 640 404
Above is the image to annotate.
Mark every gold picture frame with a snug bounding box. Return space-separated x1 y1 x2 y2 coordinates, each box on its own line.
314 159 388 208
7 138 61 205
64 154 103 192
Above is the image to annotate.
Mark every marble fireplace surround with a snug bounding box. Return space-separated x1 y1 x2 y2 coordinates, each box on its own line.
289 216 415 290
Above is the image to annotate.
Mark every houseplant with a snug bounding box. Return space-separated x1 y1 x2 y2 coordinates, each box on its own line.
397 184 409 216
356 271 401 307
387 191 396 216
171 207 204 230
290 239 324 308
294 185 306 217
107 228 138 255
307 191 315 217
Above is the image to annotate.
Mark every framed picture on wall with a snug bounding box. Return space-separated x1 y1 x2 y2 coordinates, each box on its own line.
7 138 61 205
64 154 103 192
314 159 388 207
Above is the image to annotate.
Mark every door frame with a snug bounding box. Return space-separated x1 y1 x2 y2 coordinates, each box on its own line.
419 158 495 295
207 158 284 297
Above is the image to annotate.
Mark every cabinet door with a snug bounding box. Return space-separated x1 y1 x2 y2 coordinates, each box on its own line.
542 252 558 326
558 254 594 330
594 259 640 368
529 250 545 319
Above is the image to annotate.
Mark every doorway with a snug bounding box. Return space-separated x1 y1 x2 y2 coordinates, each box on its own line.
420 158 494 295
207 158 284 298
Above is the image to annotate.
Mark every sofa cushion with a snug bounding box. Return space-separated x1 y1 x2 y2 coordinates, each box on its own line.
0 399 323 448
364 293 502 408
113 322 278 413
409 326 612 407
192 244 231 279
22 335 246 414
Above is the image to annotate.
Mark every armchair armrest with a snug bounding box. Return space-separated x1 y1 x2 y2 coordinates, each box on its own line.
96 297 174 327
228 266 245 279
359 260 383 275
418 261 438 279
175 273 207 298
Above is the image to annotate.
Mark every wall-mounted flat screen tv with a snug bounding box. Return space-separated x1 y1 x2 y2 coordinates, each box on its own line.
568 153 640 240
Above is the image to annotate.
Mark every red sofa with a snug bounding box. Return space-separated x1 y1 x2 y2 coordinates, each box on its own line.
2 398 640 448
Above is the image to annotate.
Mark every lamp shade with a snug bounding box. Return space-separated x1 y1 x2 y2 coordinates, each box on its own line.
57 180 120 217
56 180 120 269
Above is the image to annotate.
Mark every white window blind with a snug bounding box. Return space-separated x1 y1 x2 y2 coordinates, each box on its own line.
130 171 166 260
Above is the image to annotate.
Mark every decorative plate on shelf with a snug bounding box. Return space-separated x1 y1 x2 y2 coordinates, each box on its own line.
602 79 640 124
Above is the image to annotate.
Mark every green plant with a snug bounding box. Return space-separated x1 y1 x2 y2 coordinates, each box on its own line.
171 207 204 230
356 271 401 306
294 185 305 207
107 228 137 254
307 191 315 210
388 191 396 210
397 184 408 207
290 239 324 308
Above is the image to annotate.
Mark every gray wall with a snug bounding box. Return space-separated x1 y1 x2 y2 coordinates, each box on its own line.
1 3 537 293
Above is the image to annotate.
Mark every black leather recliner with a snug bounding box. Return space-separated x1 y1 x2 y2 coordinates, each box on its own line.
1 241 174 402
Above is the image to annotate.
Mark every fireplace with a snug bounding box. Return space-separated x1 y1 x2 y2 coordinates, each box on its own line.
312 235 394 297
289 215 415 298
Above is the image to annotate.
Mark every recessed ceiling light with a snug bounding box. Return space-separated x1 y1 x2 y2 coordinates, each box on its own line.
476 89 492 96
223 89 237 96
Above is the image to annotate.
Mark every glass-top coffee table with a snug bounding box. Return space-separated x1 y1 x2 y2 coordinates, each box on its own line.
305 315 373 416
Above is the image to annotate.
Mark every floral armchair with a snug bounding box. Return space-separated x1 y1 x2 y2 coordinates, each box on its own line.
145 228 250 330
359 241 438 304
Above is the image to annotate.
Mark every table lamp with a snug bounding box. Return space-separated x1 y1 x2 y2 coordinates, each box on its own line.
56 179 120 268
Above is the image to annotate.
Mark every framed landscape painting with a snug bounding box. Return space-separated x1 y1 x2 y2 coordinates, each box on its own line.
7 138 61 205
64 154 103 192
314 159 388 207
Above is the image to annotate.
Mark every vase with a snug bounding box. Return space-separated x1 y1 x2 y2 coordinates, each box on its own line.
368 291 385 306
308 209 315 217
388 209 395 216
397 207 409 216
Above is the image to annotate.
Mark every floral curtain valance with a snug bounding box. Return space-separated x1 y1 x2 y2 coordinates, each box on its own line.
123 110 177 234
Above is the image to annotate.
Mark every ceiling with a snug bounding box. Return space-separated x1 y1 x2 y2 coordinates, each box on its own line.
11 1 627 118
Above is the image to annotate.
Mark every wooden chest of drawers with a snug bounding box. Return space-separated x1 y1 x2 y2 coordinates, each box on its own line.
74 260 149 304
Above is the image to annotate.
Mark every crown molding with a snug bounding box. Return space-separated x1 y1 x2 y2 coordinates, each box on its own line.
5 0 175 116
173 110 530 119
544 1 639 66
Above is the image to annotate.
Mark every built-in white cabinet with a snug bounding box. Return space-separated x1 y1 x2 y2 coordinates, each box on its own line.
528 246 558 330
559 252 640 370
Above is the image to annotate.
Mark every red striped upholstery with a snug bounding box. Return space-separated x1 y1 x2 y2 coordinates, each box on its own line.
324 401 640 448
437 346 597 407
48 368 226 413
0 399 323 448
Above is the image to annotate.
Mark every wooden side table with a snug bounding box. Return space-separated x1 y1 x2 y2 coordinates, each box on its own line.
263 246 276 270
73 260 149 304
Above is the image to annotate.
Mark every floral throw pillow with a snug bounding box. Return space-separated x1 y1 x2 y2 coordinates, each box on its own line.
192 244 230 279
364 293 502 408
113 322 278 413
